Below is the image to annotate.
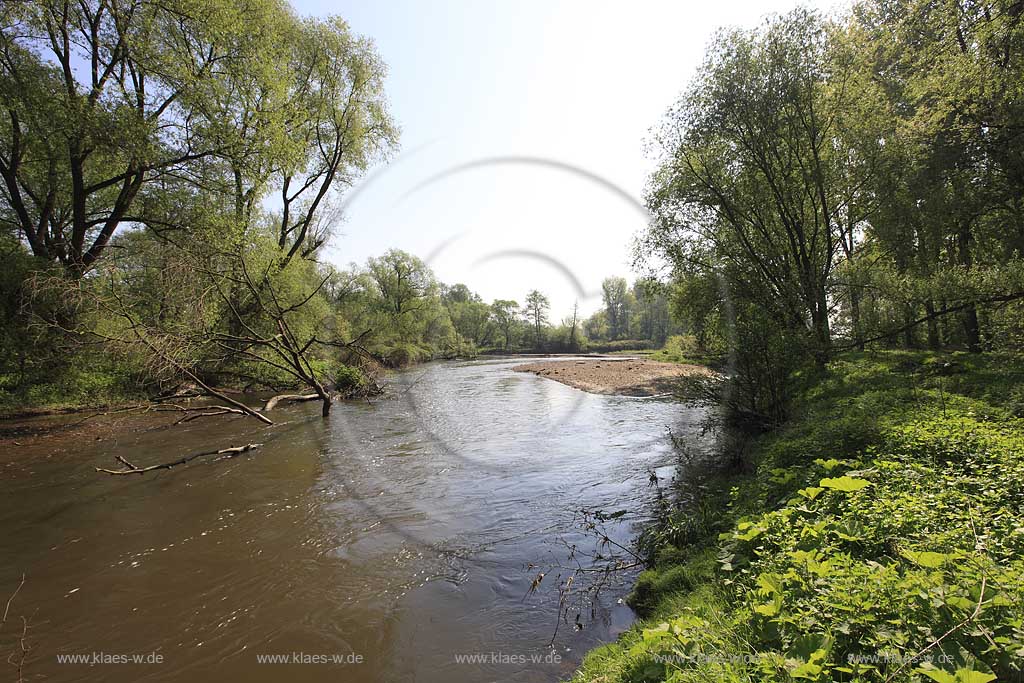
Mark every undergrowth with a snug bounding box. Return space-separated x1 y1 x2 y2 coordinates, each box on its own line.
572 351 1024 683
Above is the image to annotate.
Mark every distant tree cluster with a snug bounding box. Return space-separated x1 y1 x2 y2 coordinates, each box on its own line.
581 276 677 349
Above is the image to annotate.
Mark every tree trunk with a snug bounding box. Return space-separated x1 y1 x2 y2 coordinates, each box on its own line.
849 284 864 351
963 306 982 353
811 287 831 364
902 304 917 349
957 224 982 353
924 301 941 350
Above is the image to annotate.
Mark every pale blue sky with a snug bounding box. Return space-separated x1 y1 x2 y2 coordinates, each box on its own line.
292 0 848 319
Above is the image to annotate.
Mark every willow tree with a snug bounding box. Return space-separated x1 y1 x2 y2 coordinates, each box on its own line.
198 11 397 405
152 10 396 417
646 9 869 359
2 1 398 417
601 276 632 340
0 0 302 275
491 299 520 351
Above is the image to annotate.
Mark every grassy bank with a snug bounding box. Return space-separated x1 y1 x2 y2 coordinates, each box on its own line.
0 357 379 419
573 351 1024 683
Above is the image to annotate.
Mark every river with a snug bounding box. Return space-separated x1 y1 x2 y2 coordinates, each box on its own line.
0 356 710 682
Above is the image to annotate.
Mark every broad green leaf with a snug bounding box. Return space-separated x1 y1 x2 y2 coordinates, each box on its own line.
753 598 781 617
902 550 952 568
790 661 823 679
819 476 871 492
757 572 784 595
798 486 824 500
918 670 957 683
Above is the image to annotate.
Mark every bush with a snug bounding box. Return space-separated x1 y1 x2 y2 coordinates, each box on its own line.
378 341 432 368
329 363 366 396
587 339 658 353
660 335 700 362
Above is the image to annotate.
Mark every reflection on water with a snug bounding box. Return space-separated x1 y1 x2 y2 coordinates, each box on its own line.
0 357 711 682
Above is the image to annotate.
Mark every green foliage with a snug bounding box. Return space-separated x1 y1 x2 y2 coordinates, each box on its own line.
587 339 658 353
523 289 550 350
655 335 699 363
584 278 680 347
572 353 1024 683
639 1 1024 424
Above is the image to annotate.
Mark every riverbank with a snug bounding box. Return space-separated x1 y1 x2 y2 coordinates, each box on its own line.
572 351 1024 683
512 358 714 396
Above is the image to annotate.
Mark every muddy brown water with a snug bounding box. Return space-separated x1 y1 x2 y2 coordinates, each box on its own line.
0 357 710 682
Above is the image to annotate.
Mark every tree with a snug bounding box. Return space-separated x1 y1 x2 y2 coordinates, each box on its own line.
3 3 399 417
523 290 550 350
630 278 672 344
851 0 1024 352
647 9 863 359
584 310 609 342
443 284 492 348
0 0 284 274
366 250 434 322
565 301 581 352
491 299 519 351
601 277 633 340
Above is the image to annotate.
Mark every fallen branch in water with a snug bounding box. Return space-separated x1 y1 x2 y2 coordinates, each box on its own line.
171 407 248 424
2 574 29 683
95 443 262 476
1 574 24 630
261 393 319 412
9 614 29 683
143 403 253 426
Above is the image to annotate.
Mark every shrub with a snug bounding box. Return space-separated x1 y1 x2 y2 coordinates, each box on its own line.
661 334 699 362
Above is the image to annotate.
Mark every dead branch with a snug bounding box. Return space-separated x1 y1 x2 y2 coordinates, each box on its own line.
173 407 247 424
884 575 988 682
9 615 28 683
157 405 249 425
2 574 28 683
96 443 262 476
261 393 320 412
1 574 24 630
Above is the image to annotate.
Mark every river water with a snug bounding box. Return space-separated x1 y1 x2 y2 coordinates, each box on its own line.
0 357 709 682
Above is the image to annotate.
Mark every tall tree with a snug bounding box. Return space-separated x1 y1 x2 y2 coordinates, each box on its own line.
0 0 291 274
490 299 519 351
647 9 865 358
366 250 433 323
523 290 549 350
853 0 1024 351
601 277 632 340
565 301 581 352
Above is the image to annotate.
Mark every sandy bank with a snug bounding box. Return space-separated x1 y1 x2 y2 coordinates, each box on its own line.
512 358 714 396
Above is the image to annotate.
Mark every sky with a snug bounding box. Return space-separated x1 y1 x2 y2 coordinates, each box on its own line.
291 0 848 320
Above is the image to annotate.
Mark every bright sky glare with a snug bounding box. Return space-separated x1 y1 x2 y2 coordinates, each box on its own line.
291 0 849 320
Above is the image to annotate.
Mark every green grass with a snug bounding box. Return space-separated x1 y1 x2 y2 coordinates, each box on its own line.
606 335 726 367
572 351 1024 683
0 364 145 417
